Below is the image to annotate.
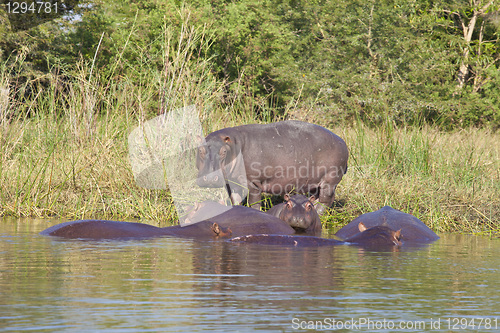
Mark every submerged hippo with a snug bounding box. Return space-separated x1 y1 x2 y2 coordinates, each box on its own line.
335 206 439 243
342 222 402 249
267 194 321 235
40 206 295 240
228 222 402 249
196 120 348 214
229 234 343 246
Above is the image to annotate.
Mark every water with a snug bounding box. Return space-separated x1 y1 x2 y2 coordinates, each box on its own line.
1 218 500 332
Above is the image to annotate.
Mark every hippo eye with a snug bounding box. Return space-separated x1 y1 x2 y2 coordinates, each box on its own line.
305 202 313 211
286 201 293 209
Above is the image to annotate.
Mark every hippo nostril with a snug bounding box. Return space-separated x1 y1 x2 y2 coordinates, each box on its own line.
203 176 208 181
213 175 218 182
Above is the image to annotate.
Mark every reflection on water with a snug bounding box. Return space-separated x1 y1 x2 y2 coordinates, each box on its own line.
1 218 500 332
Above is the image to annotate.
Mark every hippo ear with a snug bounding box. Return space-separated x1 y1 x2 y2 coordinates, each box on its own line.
394 229 402 240
219 134 231 143
211 223 221 236
308 195 318 204
284 193 290 201
358 222 367 232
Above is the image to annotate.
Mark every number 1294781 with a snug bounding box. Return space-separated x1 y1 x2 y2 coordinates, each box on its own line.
6 1 58 14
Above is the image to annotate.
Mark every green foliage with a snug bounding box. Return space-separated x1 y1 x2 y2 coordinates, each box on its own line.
0 0 499 128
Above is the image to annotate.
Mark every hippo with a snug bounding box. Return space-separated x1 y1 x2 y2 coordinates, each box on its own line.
342 222 402 249
196 120 348 214
40 206 295 240
40 219 234 240
228 222 402 249
335 206 439 243
267 194 321 235
179 200 230 225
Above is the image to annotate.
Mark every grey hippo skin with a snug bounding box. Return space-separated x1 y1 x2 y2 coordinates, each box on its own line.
229 234 343 246
335 206 439 243
40 206 295 240
342 222 402 250
267 194 321 235
196 120 348 215
228 222 402 249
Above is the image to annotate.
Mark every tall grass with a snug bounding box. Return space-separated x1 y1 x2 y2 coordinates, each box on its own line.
0 8 255 221
0 8 499 234
326 121 500 235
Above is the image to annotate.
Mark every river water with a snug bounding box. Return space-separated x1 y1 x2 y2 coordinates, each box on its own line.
1 218 500 332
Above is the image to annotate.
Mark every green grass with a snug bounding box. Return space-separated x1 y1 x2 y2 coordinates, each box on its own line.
324 123 500 235
1 105 498 236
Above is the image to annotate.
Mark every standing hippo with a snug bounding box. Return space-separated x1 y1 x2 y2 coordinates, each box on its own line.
267 194 321 235
335 206 439 243
40 206 295 240
196 120 348 215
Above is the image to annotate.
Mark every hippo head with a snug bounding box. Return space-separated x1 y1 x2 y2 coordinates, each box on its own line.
278 194 321 234
347 222 402 248
196 135 228 188
196 134 241 188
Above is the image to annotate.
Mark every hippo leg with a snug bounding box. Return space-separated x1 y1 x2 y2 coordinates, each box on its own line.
248 182 263 210
317 164 346 215
314 183 337 215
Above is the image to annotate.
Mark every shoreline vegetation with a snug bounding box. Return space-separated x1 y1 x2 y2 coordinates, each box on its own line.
1 94 498 235
1 3 499 235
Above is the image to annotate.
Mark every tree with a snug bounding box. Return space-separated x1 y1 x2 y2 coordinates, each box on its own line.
447 0 499 92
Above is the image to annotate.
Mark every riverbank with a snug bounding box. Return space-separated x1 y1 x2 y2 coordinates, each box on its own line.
1 112 498 235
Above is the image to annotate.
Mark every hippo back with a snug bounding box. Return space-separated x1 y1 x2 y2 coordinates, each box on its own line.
40 220 165 239
335 206 439 243
40 206 295 240
343 224 402 250
202 206 295 237
228 234 343 247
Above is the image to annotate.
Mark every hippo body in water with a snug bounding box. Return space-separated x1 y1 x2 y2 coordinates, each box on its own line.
41 206 295 240
341 223 402 250
196 120 348 214
229 234 343 246
335 206 439 243
228 222 402 249
267 195 321 235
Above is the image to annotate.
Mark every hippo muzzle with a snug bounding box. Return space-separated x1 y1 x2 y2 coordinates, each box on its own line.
196 169 226 188
287 216 309 230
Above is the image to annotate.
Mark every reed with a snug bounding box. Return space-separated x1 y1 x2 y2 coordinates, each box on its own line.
1 99 499 234
326 122 500 235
